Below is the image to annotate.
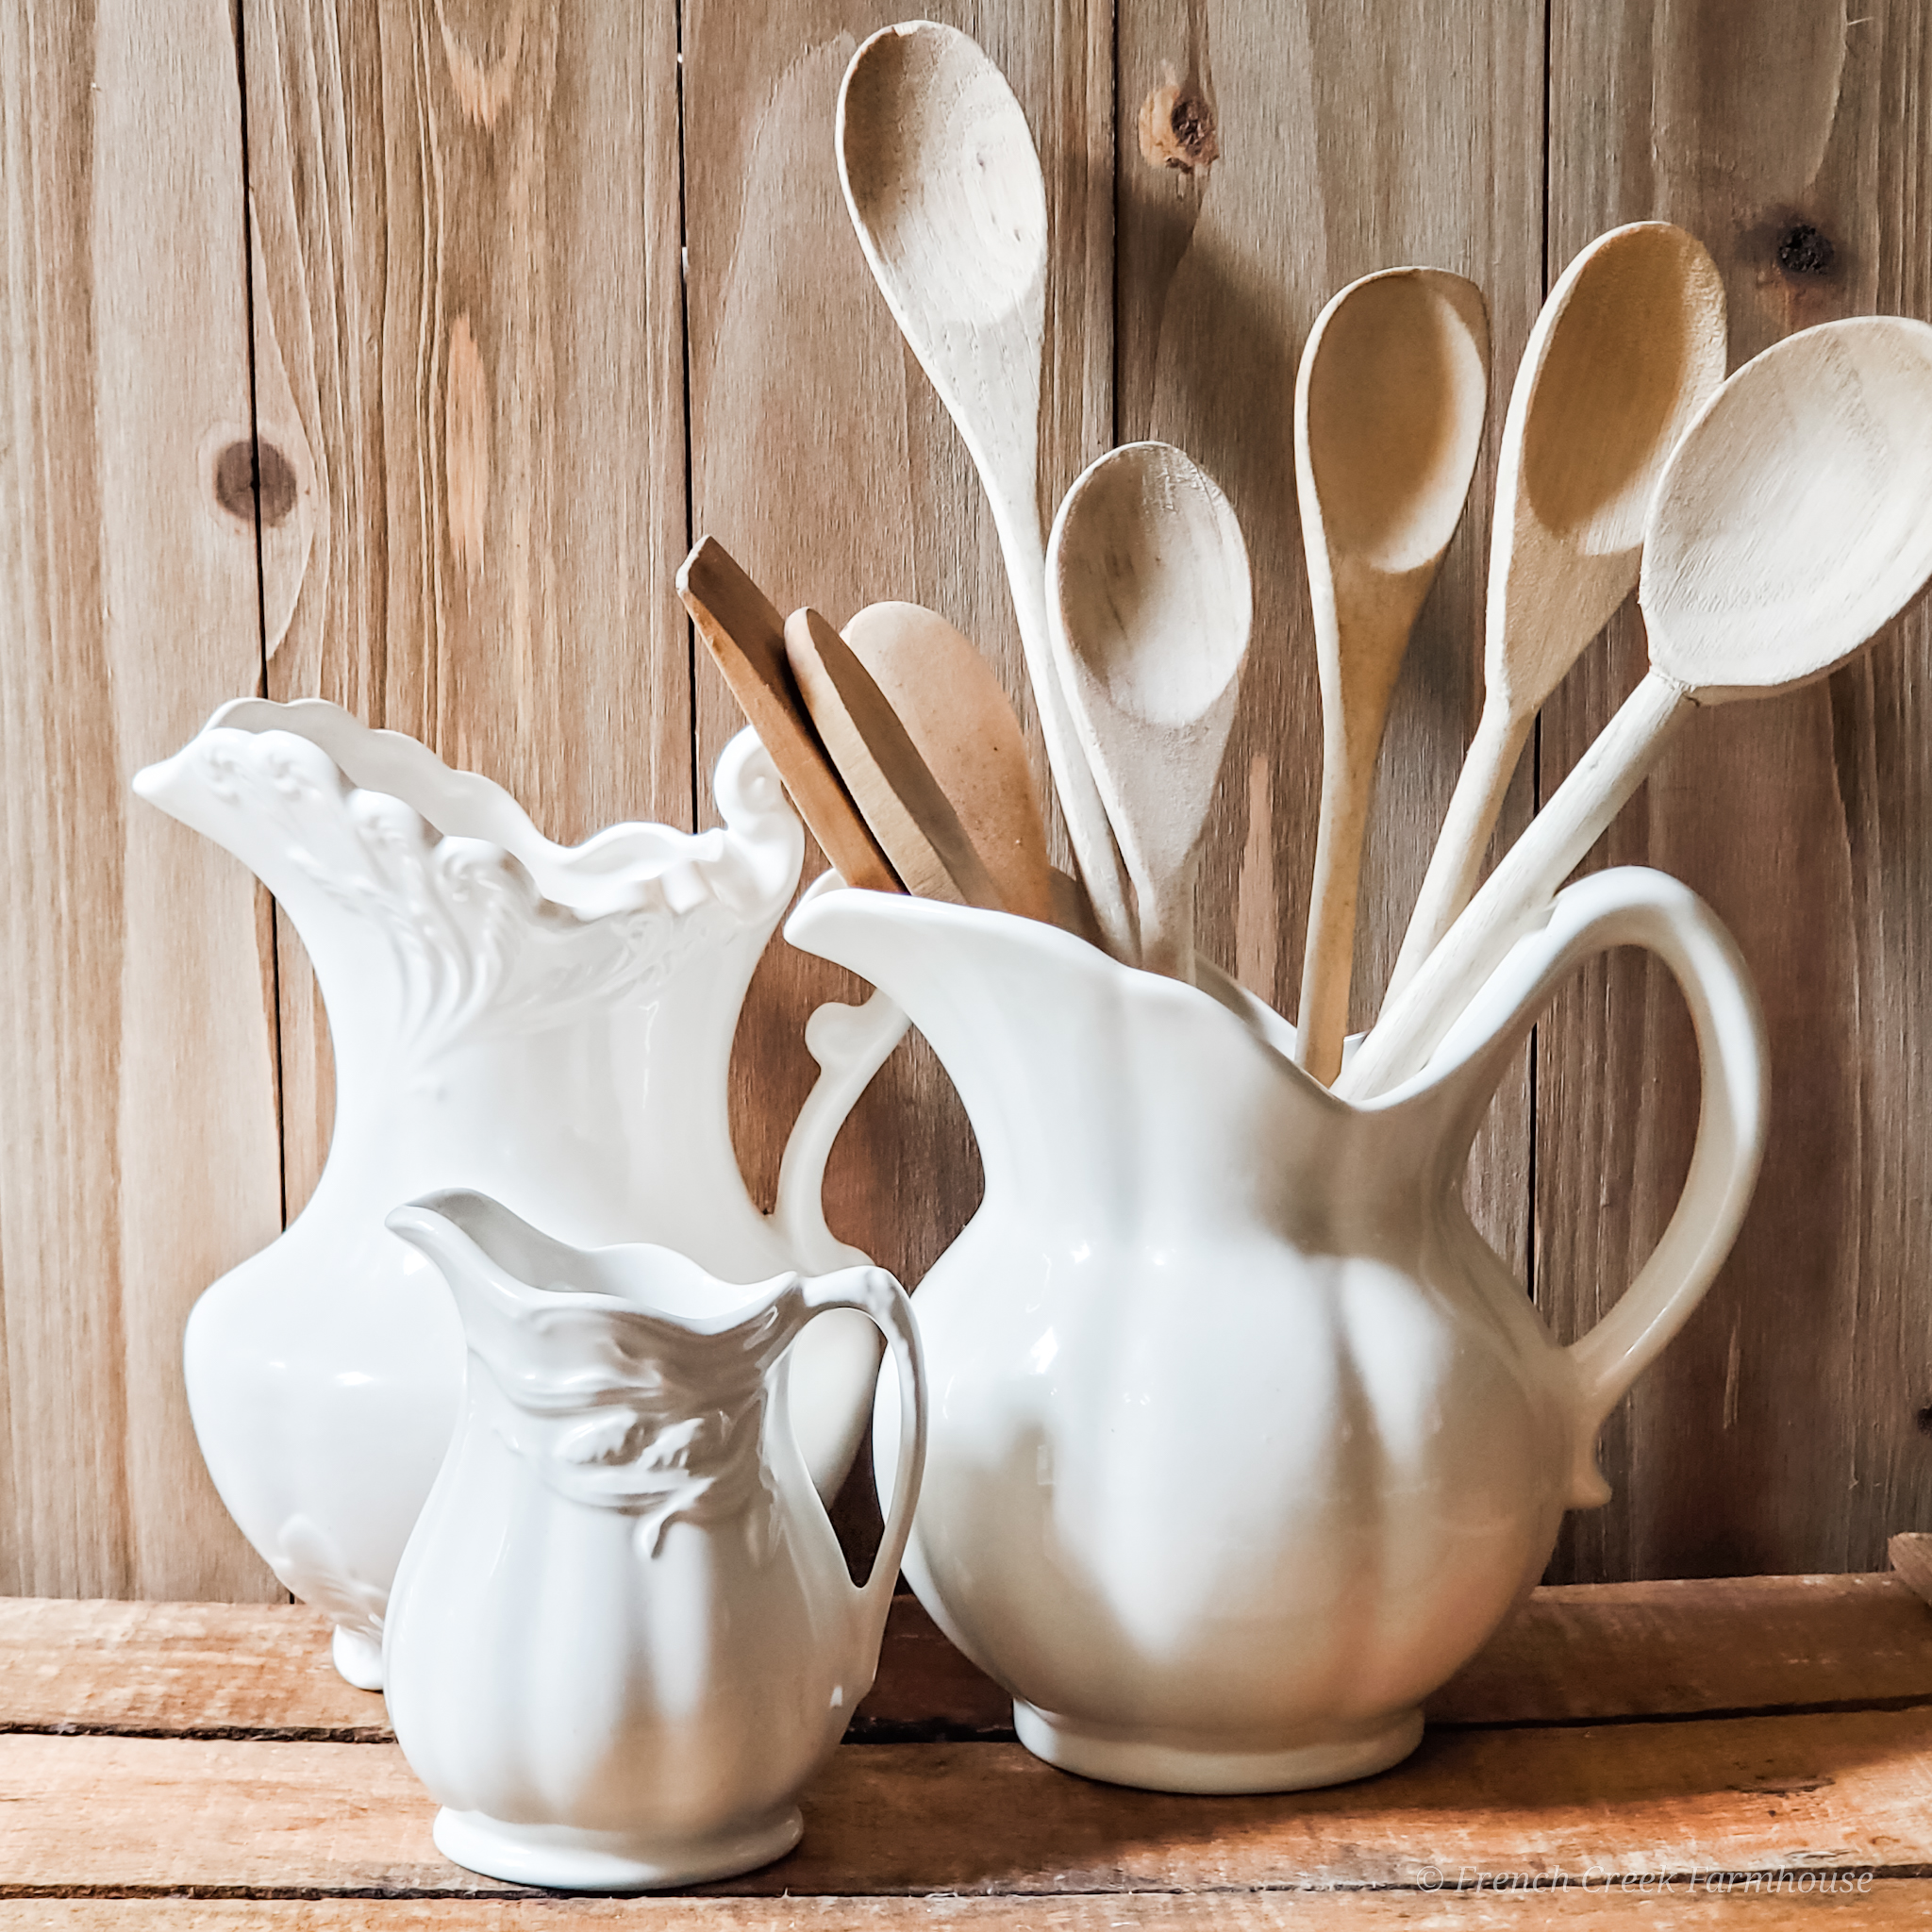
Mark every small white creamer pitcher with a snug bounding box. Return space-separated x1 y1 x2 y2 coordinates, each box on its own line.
134 701 907 1688
380 1191 925 1891
788 863 1766 1794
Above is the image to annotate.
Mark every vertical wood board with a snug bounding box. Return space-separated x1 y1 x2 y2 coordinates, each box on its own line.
0 0 284 1598
1540 0 1932 1580
680 0 1113 1300
1113 0 1545 1273
6 0 1932 1606
242 0 692 1214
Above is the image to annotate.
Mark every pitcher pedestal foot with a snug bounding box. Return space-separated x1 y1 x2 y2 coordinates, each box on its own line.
329 1625 385 1692
1012 1699 1424 1794
433 1805 804 1891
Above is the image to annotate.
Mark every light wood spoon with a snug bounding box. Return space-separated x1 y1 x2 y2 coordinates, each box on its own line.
676 538 901 894
1341 315 1932 1102
837 22 1135 956
1385 224 1727 1004
785 607 1005 910
1293 267 1491 1086
842 602 1056 924
1047 442 1253 982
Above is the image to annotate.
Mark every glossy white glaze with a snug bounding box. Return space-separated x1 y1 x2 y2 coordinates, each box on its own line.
787 867 1766 1792
381 1192 925 1891
134 702 898 1688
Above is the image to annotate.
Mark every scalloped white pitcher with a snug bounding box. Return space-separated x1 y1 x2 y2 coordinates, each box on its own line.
789 864 1767 1794
380 1191 925 1891
135 701 906 1689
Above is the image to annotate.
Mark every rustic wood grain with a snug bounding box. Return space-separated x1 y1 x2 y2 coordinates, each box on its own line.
4 1887 1924 1927
0 1599 385 1738
1424 1572 1932 1725
1113 0 1543 1274
8 1575 1928 1742
0 0 285 1600
680 0 1111 1308
1538 0 1932 1581
1 1707 1925 1897
241 0 692 1216
9 0 1932 1619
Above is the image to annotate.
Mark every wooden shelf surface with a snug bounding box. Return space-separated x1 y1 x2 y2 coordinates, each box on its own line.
3 1576 1929 1924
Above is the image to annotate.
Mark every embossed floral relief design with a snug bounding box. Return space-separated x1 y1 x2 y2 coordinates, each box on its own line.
488 1296 794 1558
195 731 737 1066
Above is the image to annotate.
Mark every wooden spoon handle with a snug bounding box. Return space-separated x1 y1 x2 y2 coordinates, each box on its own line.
1294 743 1374 1087
675 538 902 896
996 503 1139 960
1340 667 1695 1101
1385 704 1534 1005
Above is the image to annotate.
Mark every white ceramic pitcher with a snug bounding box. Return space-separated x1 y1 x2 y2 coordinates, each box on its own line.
788 864 1766 1794
134 700 907 1689
379 1191 924 1890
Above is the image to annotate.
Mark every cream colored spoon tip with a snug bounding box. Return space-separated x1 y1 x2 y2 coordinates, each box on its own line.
1049 441 1253 984
1385 223 1726 1004
1293 266 1491 1086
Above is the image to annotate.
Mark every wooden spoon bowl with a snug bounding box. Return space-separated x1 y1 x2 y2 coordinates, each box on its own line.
1385 224 1726 1002
1343 315 1932 1100
1293 267 1490 1083
1049 441 1253 982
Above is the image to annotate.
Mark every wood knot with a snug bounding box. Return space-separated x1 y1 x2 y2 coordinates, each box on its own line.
1775 223 1836 277
1139 83 1219 174
213 439 299 527
1915 1403 1932 1438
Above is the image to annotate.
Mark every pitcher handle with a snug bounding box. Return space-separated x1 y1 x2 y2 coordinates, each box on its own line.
797 1267 927 1622
1401 866 1768 1509
773 991 910 1271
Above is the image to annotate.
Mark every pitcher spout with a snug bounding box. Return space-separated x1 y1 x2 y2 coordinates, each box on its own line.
785 885 1378 1240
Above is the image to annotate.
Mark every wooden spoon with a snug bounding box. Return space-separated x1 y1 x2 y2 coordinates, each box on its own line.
842 602 1056 924
1384 224 1727 1004
785 607 1005 910
1047 442 1253 982
1293 268 1491 1086
837 22 1134 955
1341 315 1932 1102
675 538 901 895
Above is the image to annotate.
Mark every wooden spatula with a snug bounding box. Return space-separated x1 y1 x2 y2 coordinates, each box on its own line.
675 537 901 894
785 608 1005 910
841 601 1056 924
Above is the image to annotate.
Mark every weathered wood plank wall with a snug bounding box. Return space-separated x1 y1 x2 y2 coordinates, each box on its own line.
0 0 283 1600
2 0 1927 1598
1538 0 1932 1582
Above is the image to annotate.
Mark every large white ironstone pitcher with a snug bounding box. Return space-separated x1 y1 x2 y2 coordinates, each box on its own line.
788 865 1767 1794
135 700 906 1689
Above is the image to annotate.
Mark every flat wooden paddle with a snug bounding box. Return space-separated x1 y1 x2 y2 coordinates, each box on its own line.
785 608 1006 911
675 537 901 894
841 601 1055 924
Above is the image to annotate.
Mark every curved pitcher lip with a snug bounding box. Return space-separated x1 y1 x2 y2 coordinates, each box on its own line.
133 698 800 923
784 877 1397 1117
386 1190 809 1336
388 1191 809 1543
